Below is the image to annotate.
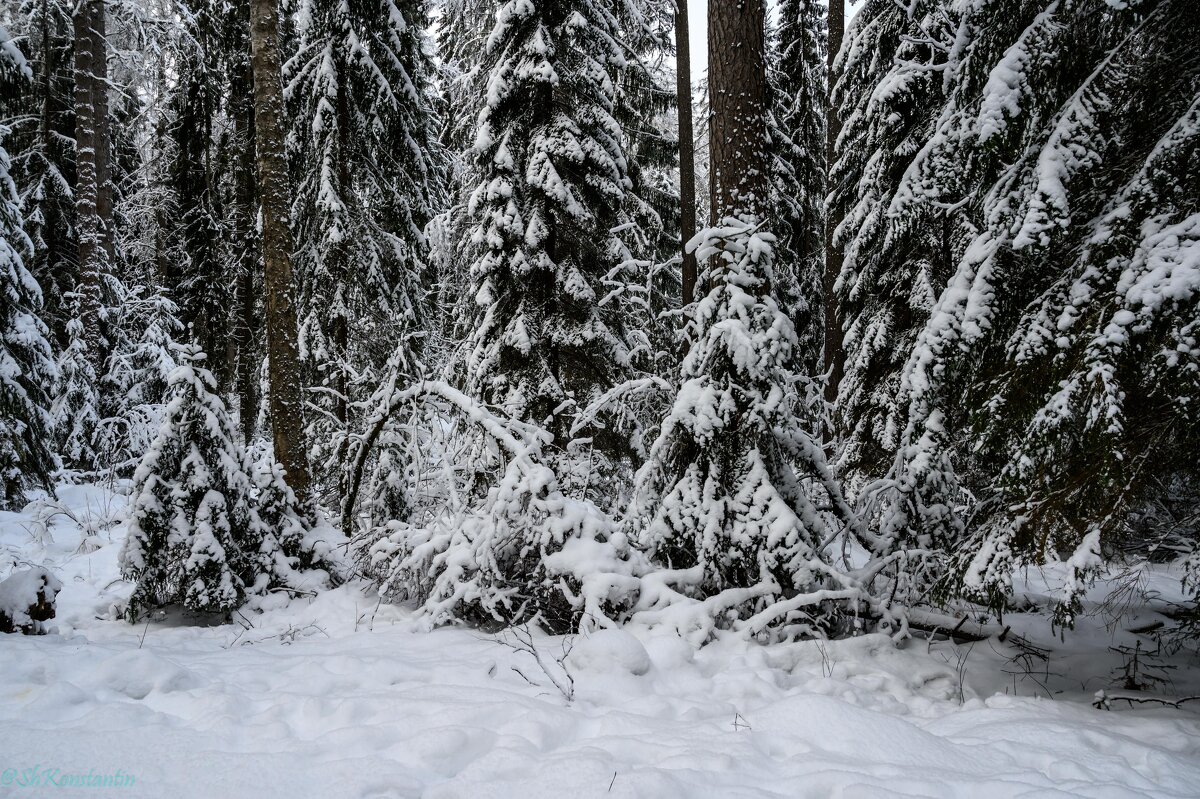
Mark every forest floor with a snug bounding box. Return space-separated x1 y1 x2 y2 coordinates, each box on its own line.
1 482 1199 798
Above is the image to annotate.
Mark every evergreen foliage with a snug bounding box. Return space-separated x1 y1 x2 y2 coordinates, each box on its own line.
770 0 827 373
835 0 1200 621
119 346 307 616
459 0 643 473
1 0 76 346
285 0 446 495
0 28 58 505
50 303 101 472
628 221 860 634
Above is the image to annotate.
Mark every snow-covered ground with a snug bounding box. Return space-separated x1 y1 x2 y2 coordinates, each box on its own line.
2 484 1199 798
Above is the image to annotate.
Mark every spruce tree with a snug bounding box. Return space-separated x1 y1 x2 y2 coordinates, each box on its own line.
612 0 682 380
96 288 183 471
2 0 76 346
770 0 827 374
829 0 949 486
909 0 1197 619
460 0 641 467
51 303 101 472
628 0 860 635
164 0 232 388
120 345 302 616
286 0 446 494
0 29 58 506
837 0 1200 620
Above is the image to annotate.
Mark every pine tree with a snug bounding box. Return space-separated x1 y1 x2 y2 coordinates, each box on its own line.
673 0 698 307
249 0 314 499
0 28 58 506
120 346 302 616
72 0 112 375
823 0 846 406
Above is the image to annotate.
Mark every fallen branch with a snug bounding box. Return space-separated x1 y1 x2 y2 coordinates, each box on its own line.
1093 690 1200 710
902 608 1010 644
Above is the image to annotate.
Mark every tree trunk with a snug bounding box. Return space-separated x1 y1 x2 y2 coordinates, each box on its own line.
333 60 352 433
248 0 313 498
72 0 108 367
232 17 260 445
823 0 846 408
675 2 698 305
38 0 52 152
708 0 770 224
232 128 260 446
93 0 113 269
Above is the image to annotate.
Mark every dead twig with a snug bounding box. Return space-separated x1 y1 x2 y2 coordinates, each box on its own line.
1094 690 1200 710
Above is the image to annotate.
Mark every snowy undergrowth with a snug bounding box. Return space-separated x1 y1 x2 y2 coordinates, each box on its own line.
1 483 1199 798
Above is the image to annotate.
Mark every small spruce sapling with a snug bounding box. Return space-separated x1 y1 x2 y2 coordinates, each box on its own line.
120 345 308 617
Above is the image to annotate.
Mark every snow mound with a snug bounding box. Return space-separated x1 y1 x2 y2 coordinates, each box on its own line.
568 629 652 676
89 650 202 700
0 566 61 634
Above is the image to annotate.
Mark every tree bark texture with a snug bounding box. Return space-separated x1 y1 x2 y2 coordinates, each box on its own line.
707 0 770 224
231 1 260 445
675 2 699 305
248 0 313 497
823 0 846 407
72 0 110 367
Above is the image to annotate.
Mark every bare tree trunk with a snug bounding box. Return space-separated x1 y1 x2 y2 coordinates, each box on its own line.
675 2 698 305
248 0 312 498
228 0 261 444
73 0 108 367
232 124 260 445
93 0 113 269
708 0 770 224
232 16 260 445
333 64 352 434
38 0 52 154
823 0 846 408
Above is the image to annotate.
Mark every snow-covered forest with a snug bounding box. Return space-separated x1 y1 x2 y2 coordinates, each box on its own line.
0 0 1198 795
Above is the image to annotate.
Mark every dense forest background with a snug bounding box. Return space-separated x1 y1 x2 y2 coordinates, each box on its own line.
0 0 1196 641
